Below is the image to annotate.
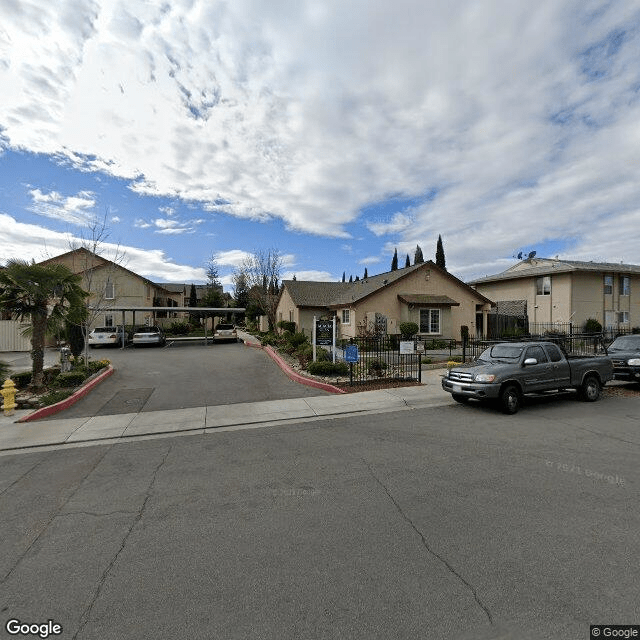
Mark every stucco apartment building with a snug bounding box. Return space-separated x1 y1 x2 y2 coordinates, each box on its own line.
39 248 183 329
276 261 492 341
469 257 640 332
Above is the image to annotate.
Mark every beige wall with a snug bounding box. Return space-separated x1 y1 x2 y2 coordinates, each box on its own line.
338 267 488 340
476 271 640 331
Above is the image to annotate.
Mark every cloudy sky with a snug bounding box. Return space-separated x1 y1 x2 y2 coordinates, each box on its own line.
1 0 639 290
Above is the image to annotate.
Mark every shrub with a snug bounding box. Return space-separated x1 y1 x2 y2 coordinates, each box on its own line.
277 320 296 333
421 357 432 364
87 360 110 374
54 370 89 388
296 344 314 367
165 321 193 336
12 371 33 389
368 359 388 376
399 322 419 337
286 332 308 348
632 327 640 334
40 389 74 406
0 361 9 384
307 361 349 376
260 332 280 346
583 318 603 334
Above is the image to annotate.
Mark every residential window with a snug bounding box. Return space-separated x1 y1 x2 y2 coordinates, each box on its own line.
105 280 114 300
105 315 114 328
620 276 630 296
619 311 629 324
146 284 151 299
289 310 294 322
536 276 551 296
604 275 613 295
604 310 616 328
419 309 440 334
341 309 351 324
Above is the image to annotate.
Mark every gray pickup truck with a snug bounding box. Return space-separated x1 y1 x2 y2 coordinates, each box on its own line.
441 341 613 414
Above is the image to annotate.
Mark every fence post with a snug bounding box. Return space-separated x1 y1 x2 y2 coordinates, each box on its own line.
462 334 467 363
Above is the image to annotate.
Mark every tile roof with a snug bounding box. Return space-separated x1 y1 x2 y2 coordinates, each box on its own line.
469 258 640 284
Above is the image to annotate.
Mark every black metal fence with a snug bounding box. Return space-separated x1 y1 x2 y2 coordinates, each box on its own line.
335 336 423 385
462 333 609 363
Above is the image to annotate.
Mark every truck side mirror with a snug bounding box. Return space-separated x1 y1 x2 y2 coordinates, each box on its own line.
523 358 537 366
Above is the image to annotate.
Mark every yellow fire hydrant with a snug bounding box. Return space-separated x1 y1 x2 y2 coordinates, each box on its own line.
1 378 17 416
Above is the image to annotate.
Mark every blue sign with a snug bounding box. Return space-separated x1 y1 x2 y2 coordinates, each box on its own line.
345 344 359 363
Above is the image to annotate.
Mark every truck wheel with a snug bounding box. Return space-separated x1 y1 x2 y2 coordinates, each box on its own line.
452 393 469 404
500 385 521 414
579 375 601 402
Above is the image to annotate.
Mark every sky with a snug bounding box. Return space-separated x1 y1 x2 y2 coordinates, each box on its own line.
1 0 640 292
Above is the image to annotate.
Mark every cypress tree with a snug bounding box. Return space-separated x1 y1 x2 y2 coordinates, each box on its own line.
363 267 368 278
436 235 446 270
414 244 424 264
349 275 353 283
342 272 346 283
391 248 398 271
405 254 411 268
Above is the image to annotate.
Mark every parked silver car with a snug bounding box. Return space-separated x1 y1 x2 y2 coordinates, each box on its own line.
213 323 238 343
132 326 166 347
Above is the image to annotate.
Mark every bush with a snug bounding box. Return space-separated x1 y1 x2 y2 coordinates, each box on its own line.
286 332 308 348
368 359 388 376
0 361 9 384
86 360 110 374
54 370 89 388
583 318 603 334
307 361 349 376
12 371 33 389
277 320 296 333
165 321 193 336
40 389 74 406
399 322 419 337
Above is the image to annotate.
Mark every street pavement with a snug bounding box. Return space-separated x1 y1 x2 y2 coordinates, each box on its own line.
1 395 638 640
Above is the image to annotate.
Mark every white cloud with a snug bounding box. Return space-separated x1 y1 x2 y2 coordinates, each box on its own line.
111 215 121 223
1 0 640 270
212 249 254 268
282 270 334 281
0 213 206 282
366 212 414 237
28 188 96 225
359 255 382 266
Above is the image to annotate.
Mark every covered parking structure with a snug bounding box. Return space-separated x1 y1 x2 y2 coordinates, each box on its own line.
90 306 246 348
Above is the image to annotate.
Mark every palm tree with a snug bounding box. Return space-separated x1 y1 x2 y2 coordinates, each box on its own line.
0 260 88 388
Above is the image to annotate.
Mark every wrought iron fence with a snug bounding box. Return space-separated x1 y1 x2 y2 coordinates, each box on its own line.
336 336 422 385
462 333 608 363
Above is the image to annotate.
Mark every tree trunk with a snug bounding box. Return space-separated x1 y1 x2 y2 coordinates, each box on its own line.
30 309 48 389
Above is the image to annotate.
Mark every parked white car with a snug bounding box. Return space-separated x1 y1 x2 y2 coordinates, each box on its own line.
214 323 238 342
88 326 130 347
132 326 166 347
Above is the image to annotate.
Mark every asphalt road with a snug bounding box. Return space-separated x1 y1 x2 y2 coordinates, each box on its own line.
1 395 638 640
45 341 329 419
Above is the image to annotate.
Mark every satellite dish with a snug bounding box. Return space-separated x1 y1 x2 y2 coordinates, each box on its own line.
528 251 537 260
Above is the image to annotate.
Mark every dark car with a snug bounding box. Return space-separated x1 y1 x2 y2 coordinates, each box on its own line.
608 335 640 384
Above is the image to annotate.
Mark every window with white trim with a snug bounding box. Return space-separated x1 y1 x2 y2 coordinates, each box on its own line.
604 275 613 295
536 276 551 295
419 308 440 334
105 314 114 328
619 311 629 324
620 276 630 296
341 309 350 324
105 280 114 300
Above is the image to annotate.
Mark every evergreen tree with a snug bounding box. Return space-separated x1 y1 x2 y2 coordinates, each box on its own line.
189 283 197 307
292 274 297 281
414 244 424 264
363 267 368 278
436 235 446 270
405 254 411 268
355 275 360 281
349 275 353 283
342 272 346 283
391 248 398 271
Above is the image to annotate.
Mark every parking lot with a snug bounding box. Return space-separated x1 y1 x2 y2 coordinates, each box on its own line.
42 340 329 419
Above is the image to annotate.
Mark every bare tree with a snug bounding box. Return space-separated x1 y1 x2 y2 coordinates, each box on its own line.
239 249 283 330
67 210 128 364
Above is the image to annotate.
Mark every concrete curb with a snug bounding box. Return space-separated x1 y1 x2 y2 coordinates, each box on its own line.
243 338 345 394
16 366 115 423
263 346 346 394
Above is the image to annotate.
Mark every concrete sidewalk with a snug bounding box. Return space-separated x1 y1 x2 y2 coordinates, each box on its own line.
0 369 449 453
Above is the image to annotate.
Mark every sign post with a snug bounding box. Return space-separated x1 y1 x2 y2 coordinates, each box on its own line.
344 342 359 386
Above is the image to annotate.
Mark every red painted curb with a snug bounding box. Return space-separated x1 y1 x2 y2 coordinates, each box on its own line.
17 366 115 423
263 346 346 394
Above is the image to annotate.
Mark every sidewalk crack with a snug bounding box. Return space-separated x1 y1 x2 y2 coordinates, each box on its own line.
362 458 493 625
72 444 172 640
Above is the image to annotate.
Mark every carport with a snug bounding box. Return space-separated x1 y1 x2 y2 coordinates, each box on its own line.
90 306 245 348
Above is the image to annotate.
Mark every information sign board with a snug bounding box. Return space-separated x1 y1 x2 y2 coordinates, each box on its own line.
345 344 359 363
315 321 333 346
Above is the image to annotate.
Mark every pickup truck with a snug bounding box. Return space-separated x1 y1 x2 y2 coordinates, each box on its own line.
441 341 613 414
607 334 640 385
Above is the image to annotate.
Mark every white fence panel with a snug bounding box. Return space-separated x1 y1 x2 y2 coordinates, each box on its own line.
0 320 32 351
